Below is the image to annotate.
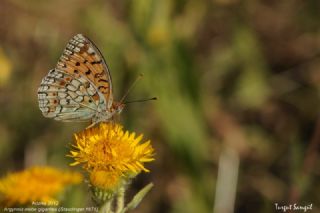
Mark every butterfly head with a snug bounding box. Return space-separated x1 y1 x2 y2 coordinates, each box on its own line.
111 102 125 115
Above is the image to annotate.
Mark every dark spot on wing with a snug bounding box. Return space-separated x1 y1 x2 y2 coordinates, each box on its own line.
75 62 80 66
98 79 108 83
84 82 90 88
98 85 108 89
94 73 104 78
85 70 92 75
98 85 109 93
91 60 102 65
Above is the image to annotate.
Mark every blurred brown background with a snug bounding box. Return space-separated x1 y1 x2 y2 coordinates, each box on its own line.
0 0 320 212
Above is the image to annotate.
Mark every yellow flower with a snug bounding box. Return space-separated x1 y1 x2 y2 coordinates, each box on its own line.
69 122 155 190
0 166 82 206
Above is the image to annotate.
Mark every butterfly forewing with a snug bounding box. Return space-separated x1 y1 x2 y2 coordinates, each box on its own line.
37 34 113 122
57 34 113 107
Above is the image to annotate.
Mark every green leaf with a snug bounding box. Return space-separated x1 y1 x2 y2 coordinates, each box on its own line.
121 183 154 213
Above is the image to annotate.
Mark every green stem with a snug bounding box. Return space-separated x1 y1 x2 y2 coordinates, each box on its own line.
99 200 112 213
116 186 126 213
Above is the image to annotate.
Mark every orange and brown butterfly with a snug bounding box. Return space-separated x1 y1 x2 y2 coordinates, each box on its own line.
38 34 124 126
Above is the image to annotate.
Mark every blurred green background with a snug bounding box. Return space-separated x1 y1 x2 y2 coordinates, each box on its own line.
1 0 320 212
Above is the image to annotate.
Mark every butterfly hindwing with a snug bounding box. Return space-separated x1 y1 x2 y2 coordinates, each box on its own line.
38 68 102 121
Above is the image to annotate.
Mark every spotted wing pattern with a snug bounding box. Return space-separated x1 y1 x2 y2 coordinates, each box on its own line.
38 34 113 122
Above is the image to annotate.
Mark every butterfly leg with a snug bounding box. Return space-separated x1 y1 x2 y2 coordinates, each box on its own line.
86 122 96 129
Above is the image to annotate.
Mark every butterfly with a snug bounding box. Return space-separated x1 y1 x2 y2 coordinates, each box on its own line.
38 34 124 126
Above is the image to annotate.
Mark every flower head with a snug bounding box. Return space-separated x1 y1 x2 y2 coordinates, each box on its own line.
0 166 82 206
69 122 154 191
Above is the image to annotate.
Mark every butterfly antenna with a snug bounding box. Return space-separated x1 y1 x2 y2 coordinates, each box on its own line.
120 73 144 103
124 97 157 104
